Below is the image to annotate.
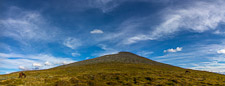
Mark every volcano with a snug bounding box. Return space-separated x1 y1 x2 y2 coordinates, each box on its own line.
1 52 225 86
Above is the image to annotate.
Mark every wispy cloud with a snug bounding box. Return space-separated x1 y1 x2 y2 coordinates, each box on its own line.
125 35 152 44
0 7 60 44
137 51 153 57
90 0 173 13
0 53 76 71
71 52 81 57
125 0 225 44
213 30 225 35
98 17 145 45
92 44 118 56
63 37 82 49
90 0 121 13
0 53 24 58
191 59 225 73
153 40 225 73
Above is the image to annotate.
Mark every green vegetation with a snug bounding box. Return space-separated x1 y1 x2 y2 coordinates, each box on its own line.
1 52 225 86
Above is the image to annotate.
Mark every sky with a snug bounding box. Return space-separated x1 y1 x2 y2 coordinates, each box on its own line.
1 0 225 74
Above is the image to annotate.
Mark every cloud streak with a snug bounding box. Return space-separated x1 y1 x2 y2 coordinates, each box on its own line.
71 52 81 57
0 7 60 44
63 37 82 49
137 51 153 57
0 53 76 71
125 0 225 44
153 40 225 73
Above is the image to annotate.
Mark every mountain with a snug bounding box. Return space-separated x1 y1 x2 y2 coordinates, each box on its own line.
1 52 225 86
59 52 169 67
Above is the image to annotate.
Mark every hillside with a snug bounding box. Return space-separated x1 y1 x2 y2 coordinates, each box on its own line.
1 52 225 86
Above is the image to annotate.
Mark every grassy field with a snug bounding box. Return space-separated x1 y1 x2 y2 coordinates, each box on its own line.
1 52 225 86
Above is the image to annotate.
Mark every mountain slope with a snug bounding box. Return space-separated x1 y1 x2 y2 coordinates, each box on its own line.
1 52 225 86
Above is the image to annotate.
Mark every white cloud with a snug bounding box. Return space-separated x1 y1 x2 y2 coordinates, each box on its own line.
71 52 81 57
90 29 104 34
18 66 27 70
164 47 182 53
32 63 42 70
0 53 76 71
125 0 225 44
63 37 82 49
217 49 225 54
32 63 42 67
44 61 51 66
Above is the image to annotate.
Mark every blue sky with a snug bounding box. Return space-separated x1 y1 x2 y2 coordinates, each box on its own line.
1 0 225 74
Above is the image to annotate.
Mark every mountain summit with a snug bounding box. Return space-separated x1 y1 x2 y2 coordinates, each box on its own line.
1 52 225 86
61 52 167 67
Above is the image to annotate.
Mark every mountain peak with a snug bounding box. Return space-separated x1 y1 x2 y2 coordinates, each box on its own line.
117 51 139 56
61 52 167 67
118 51 135 54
